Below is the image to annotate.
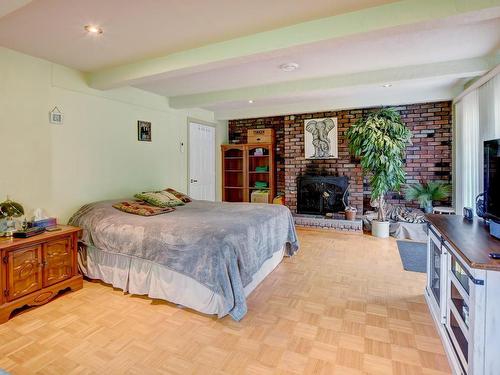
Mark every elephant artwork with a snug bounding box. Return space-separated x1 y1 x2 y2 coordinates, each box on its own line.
304 117 338 159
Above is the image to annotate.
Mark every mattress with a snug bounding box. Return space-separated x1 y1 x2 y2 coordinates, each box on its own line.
78 244 286 315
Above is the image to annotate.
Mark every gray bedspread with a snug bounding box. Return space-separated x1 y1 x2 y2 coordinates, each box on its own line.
69 199 299 320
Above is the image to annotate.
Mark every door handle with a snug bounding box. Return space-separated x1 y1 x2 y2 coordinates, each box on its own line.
190 179 198 183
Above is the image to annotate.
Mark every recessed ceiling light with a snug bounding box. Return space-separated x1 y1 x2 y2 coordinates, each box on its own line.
84 25 103 35
279 62 299 72
382 83 392 88
248 100 254 104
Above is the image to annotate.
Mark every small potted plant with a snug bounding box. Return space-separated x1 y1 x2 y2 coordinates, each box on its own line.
404 181 451 213
347 108 412 238
344 206 357 221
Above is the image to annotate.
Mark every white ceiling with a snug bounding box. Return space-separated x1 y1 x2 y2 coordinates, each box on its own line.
136 18 500 97
0 0 499 119
0 0 396 71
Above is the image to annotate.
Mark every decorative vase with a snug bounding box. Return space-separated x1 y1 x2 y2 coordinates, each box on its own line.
423 204 433 214
372 220 390 238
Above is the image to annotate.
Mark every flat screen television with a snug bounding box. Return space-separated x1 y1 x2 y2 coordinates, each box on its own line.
484 138 500 223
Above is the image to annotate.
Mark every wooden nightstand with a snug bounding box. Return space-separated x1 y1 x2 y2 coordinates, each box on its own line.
0 225 83 323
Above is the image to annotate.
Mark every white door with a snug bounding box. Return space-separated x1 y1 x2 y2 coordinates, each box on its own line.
189 122 216 201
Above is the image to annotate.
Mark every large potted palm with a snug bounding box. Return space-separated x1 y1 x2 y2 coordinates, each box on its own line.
347 108 412 238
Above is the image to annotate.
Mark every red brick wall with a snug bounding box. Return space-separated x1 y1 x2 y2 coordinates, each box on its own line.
228 101 452 213
378 102 452 209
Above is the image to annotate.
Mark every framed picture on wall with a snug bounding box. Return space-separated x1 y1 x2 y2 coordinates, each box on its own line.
304 117 338 159
138 121 152 142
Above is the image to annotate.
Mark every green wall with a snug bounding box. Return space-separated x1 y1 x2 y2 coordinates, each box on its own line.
0 47 227 222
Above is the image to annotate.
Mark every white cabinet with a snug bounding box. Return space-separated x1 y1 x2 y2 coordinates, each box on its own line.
426 223 499 375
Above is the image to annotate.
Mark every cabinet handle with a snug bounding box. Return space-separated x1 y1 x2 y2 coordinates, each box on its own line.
469 274 484 286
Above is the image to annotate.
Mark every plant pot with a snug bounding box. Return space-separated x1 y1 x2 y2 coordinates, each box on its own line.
423 204 433 214
371 220 390 238
345 210 356 221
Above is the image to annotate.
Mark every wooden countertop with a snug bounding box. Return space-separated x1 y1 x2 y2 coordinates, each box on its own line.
426 214 500 271
0 225 80 250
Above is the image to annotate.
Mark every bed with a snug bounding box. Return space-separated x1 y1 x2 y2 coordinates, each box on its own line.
69 199 299 321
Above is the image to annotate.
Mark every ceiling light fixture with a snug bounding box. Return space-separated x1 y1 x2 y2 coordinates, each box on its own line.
248 100 254 104
84 25 103 35
279 62 299 72
382 83 392 88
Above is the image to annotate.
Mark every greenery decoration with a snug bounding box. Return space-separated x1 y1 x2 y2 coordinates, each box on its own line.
404 181 451 212
346 108 412 221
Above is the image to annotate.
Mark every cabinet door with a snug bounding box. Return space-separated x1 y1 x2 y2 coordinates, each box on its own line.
7 245 43 302
427 227 448 324
428 231 442 304
42 237 73 287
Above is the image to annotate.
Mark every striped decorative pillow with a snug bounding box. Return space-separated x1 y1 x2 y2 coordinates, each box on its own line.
164 188 192 203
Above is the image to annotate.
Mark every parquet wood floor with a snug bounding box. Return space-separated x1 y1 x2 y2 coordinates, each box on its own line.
0 228 450 375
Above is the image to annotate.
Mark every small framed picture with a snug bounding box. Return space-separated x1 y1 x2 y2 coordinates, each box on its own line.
49 107 64 125
138 121 152 142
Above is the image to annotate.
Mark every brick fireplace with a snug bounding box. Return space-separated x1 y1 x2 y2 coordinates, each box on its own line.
228 101 452 214
297 174 349 215
283 111 364 213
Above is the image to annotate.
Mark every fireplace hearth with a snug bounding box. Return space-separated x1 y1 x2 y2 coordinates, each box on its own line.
297 175 349 215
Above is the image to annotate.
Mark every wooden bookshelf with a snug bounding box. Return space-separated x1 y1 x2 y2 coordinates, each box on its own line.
221 143 275 203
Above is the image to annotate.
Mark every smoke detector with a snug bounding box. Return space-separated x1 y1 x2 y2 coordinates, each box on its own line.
279 62 299 72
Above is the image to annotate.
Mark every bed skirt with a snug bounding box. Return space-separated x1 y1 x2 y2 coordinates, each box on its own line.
78 245 286 317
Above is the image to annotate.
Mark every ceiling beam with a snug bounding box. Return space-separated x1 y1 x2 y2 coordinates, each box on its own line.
168 56 499 109
0 0 32 18
454 63 500 103
213 87 455 120
88 0 500 90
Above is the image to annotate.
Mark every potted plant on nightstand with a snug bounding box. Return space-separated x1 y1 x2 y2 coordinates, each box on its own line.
347 108 412 238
